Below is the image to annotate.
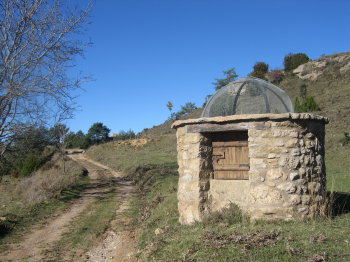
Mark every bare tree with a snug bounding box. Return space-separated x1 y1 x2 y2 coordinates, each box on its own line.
0 0 93 157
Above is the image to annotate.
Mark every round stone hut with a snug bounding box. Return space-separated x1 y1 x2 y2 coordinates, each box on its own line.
172 77 329 225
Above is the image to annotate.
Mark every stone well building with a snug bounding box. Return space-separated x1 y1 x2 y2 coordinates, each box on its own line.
172 78 328 225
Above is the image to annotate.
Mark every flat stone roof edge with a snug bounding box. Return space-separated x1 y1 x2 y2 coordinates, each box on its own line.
171 113 329 129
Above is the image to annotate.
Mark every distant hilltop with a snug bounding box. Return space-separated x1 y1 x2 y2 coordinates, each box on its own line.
293 51 350 81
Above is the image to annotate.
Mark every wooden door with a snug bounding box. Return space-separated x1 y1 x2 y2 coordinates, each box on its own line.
212 132 249 180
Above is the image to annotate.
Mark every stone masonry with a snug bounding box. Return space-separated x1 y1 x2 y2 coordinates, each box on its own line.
172 113 329 224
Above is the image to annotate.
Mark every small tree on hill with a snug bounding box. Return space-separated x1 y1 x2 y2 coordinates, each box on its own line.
169 102 197 120
49 124 69 146
212 68 238 90
250 62 269 80
10 126 52 176
294 96 320 113
284 53 310 72
115 130 136 141
166 101 173 112
88 123 111 144
65 131 90 149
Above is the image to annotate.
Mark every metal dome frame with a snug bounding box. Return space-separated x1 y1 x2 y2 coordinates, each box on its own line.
202 77 293 117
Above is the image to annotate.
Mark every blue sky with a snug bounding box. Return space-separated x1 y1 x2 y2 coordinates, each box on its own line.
67 0 350 134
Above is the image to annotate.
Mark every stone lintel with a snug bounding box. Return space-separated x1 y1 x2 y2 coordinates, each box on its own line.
187 122 265 133
171 113 329 129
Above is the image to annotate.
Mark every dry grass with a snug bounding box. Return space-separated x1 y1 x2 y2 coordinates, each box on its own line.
15 153 87 204
0 152 88 244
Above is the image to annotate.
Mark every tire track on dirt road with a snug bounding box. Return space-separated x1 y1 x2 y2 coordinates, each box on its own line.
1 153 137 262
72 154 138 262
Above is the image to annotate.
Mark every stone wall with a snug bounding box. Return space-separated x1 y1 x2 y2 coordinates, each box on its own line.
176 128 212 224
173 113 328 224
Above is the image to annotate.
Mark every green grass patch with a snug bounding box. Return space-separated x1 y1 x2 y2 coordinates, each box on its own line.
326 148 350 194
86 135 177 173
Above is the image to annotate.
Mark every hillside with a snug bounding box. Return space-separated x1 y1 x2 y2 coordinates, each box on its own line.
139 52 350 180
278 52 350 186
138 108 203 138
280 51 350 151
84 51 350 261
141 52 350 153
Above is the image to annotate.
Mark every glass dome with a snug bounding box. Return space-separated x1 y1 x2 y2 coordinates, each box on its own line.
202 77 293 117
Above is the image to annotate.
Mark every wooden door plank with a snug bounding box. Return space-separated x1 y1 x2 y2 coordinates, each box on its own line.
212 141 248 147
214 171 249 180
213 164 249 171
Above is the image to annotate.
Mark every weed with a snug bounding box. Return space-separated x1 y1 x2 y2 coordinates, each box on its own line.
340 132 350 146
202 203 249 226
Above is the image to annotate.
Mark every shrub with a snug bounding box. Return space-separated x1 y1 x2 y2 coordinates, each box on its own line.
340 132 350 146
169 102 197 120
65 131 90 149
299 83 307 99
266 70 284 84
253 62 269 73
114 130 136 141
294 96 320 113
202 203 249 226
284 53 310 71
16 153 87 203
212 68 238 90
250 62 269 80
294 83 320 113
0 161 12 178
87 122 111 145
14 154 41 176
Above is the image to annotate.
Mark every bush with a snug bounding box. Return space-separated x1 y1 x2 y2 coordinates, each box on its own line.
253 61 269 73
0 161 12 178
284 53 310 72
250 62 269 80
169 102 197 120
16 153 87 203
266 70 284 84
202 203 249 226
87 122 111 145
14 154 41 176
212 68 238 90
0 126 53 178
114 130 136 141
65 131 90 149
294 96 320 113
340 132 350 146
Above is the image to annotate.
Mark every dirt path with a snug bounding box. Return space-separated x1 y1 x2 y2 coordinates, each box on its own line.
76 154 138 262
1 153 137 262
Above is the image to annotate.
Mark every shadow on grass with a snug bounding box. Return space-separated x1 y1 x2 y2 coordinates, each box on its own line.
60 180 119 202
331 192 350 216
0 214 18 237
